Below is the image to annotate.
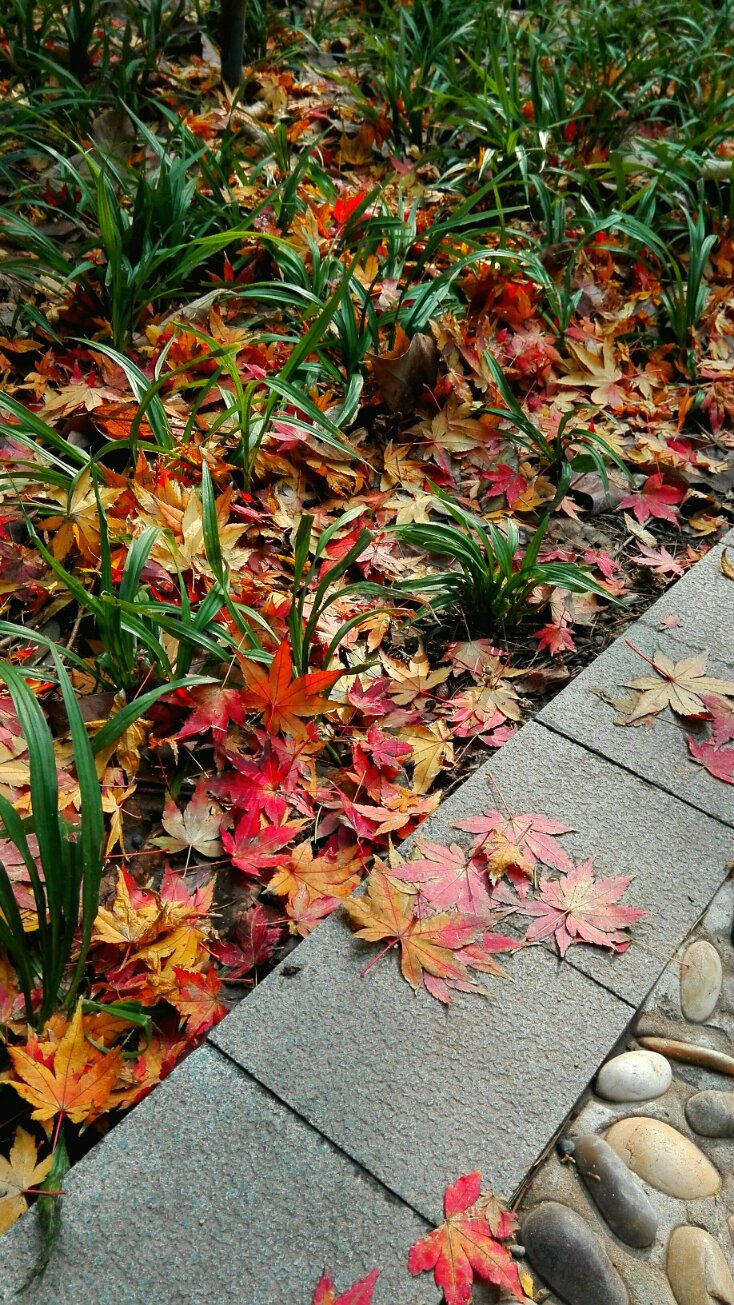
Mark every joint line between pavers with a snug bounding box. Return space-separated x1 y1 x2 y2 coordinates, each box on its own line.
542 952 639 1011
536 718 734 830
205 1040 434 1230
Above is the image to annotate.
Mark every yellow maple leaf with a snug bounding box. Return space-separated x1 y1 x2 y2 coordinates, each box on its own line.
398 720 454 794
0 1129 53 1235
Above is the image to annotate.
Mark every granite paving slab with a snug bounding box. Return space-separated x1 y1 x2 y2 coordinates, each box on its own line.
350 721 728 1007
212 915 634 1223
539 623 734 826
637 527 734 663
0 1046 437 1305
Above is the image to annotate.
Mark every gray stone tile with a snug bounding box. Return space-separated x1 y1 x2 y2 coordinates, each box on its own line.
212 907 634 1223
638 527 734 663
0 1046 437 1305
357 720 730 1007
470 725 731 1005
538 624 734 826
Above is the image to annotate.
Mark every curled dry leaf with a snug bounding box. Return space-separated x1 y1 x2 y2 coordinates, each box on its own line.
368 328 439 412
722 549 734 581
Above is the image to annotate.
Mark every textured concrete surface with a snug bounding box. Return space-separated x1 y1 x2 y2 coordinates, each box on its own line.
212 914 634 1222
0 1046 437 1305
539 623 734 826
639 527 734 663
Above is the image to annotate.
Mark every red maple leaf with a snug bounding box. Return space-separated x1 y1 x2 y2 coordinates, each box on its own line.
408 1172 524 1304
221 809 304 880
170 967 229 1037
240 641 342 738
210 905 284 978
688 694 734 785
312 1269 379 1305
534 621 576 655
390 840 494 915
517 859 646 955
619 473 684 525
456 810 575 875
176 684 245 756
630 544 685 577
212 738 311 823
482 463 527 506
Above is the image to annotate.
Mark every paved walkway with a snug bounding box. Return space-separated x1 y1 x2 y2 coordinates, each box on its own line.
1 531 732 1305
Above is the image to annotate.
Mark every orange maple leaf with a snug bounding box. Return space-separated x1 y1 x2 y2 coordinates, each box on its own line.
268 841 362 907
343 868 486 994
170 967 228 1037
240 642 342 738
8 1005 123 1127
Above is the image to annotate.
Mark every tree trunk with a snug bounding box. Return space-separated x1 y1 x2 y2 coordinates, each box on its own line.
220 0 248 89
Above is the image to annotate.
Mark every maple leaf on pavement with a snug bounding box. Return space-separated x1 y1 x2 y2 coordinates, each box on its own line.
619 473 684 526
408 1172 524 1305
622 645 734 721
390 840 494 915
240 641 342 738
688 694 734 785
8 1004 123 1126
0 1129 53 1235
456 810 575 876
312 1269 379 1305
518 859 646 956
343 869 486 996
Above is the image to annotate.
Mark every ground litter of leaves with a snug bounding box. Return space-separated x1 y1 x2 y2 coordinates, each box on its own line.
0 0 733 1280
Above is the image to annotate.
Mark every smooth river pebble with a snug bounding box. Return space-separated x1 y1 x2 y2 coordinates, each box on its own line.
596 1049 672 1102
686 1090 734 1138
667 1225 734 1305
605 1117 720 1199
680 940 723 1023
572 1135 657 1247
522 1201 629 1305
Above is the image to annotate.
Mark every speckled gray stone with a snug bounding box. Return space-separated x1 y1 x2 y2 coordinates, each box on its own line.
640 528 734 665
212 908 634 1223
572 1134 658 1246
686 1090 734 1138
0 1047 436 1305
522 1200 629 1305
539 625 734 828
